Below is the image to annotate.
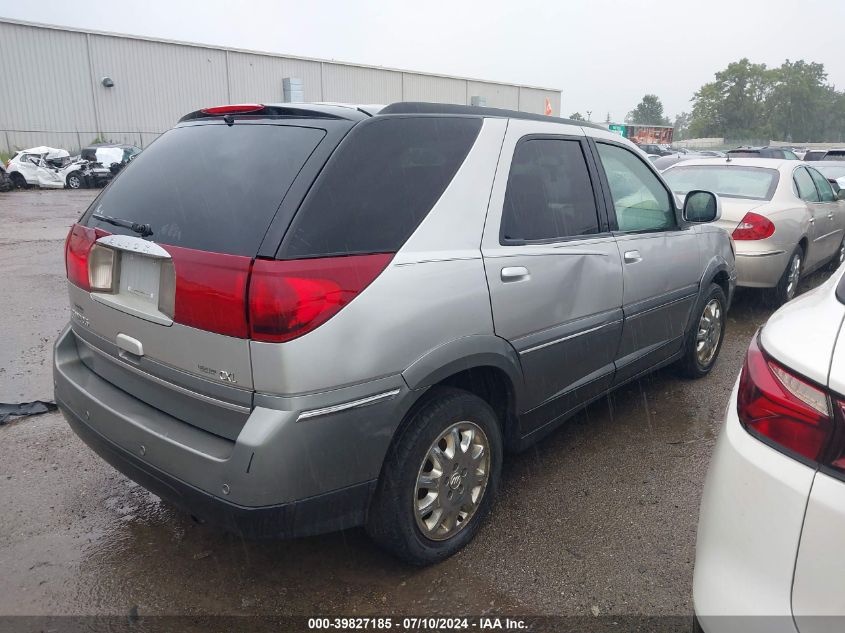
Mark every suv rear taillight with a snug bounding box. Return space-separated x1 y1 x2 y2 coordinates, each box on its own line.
738 334 842 464
64 222 391 343
732 212 775 240
65 224 110 292
248 254 393 343
161 245 252 339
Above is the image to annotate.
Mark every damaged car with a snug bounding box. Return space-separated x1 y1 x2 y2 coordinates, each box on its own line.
80 144 142 185
7 147 92 189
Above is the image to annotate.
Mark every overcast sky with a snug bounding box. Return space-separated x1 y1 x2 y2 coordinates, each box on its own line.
2 0 843 121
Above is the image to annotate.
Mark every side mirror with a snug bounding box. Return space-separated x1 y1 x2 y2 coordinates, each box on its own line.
683 190 721 223
837 189 845 201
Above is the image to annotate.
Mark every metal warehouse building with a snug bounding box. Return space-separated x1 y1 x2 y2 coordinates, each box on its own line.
0 19 562 155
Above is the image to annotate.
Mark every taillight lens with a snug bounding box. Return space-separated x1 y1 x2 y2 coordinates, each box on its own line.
88 244 117 292
65 224 109 291
161 245 252 339
732 212 775 240
248 254 393 343
738 334 833 461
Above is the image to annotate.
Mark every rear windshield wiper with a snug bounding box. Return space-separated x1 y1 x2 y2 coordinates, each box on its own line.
92 213 153 237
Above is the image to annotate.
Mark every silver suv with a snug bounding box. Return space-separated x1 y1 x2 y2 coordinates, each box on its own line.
54 102 736 564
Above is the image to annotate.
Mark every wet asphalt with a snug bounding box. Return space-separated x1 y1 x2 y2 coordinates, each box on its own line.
0 189 828 621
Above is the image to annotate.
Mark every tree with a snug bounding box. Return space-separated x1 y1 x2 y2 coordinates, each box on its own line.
673 112 692 140
568 112 585 121
689 58 772 139
625 95 671 125
767 60 829 142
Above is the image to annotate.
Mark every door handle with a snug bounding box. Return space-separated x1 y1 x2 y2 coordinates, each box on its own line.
500 266 530 282
623 250 642 264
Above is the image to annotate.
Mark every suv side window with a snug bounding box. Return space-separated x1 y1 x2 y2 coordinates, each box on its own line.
500 138 601 243
808 167 836 202
794 167 821 202
595 142 675 232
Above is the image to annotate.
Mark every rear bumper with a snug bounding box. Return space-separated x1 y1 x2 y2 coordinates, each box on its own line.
61 399 375 538
54 325 413 538
734 248 790 288
693 379 812 632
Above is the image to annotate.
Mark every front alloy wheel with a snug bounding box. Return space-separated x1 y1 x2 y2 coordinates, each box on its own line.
695 298 723 368
414 421 490 540
67 172 83 189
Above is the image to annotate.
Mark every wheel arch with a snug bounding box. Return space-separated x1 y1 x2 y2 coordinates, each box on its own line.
400 335 525 449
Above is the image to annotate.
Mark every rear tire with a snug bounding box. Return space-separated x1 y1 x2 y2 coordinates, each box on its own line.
10 172 26 189
676 282 727 379
766 245 803 307
366 387 502 565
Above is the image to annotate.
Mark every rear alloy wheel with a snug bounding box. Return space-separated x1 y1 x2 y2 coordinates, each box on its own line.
676 282 727 379
66 172 84 189
367 387 502 565
768 246 803 306
10 172 26 189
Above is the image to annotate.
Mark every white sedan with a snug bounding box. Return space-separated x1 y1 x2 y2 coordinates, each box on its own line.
694 264 845 633
664 158 845 305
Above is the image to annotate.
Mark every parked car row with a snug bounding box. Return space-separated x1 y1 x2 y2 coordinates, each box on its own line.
3 142 141 190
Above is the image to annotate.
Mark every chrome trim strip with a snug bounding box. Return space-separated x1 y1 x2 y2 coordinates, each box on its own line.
297 389 401 421
96 234 170 258
76 335 251 414
735 250 786 258
521 320 621 355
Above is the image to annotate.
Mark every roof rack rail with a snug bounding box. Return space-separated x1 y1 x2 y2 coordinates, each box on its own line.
378 102 606 130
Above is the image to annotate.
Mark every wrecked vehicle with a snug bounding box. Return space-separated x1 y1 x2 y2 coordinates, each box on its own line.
0 163 12 192
80 144 142 185
7 146 92 189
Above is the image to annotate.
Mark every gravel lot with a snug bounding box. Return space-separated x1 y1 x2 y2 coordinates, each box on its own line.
0 189 828 623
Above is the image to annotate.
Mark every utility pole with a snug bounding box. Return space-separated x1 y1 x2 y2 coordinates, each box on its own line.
586 111 593 122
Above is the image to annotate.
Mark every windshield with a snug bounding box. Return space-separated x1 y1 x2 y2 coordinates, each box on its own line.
663 165 779 200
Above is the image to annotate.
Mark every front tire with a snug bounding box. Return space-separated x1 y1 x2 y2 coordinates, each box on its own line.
66 171 84 189
676 282 727 379
367 387 502 565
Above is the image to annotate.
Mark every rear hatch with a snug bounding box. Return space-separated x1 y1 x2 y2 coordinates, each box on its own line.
65 116 338 440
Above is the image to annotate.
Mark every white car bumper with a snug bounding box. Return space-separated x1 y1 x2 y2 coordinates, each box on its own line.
693 378 815 633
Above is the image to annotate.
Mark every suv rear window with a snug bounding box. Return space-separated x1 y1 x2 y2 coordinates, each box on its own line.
82 123 325 256
280 116 482 258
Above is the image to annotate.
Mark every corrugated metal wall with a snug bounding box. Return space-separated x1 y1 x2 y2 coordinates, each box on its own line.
0 20 562 155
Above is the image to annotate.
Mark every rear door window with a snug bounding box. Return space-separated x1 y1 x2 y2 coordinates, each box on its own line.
808 167 836 202
500 138 601 242
794 167 821 202
281 117 482 258
82 123 326 256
